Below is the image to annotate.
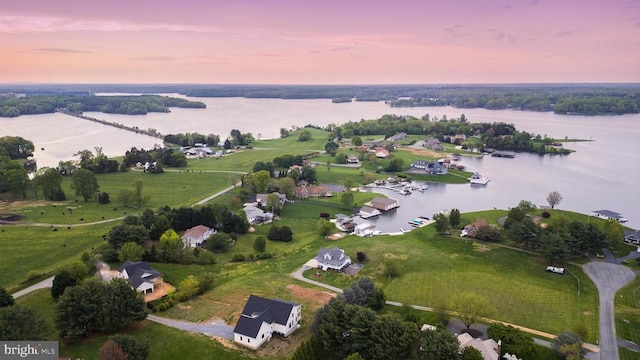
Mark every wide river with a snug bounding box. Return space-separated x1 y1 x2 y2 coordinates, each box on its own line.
1 95 638 230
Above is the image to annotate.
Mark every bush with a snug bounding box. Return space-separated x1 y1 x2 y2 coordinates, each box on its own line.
541 211 551 218
268 224 293 242
356 251 367 262
256 252 274 260
98 191 111 204
231 254 246 262
158 303 167 312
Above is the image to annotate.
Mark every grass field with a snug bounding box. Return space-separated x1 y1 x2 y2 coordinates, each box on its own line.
0 223 113 291
616 277 640 348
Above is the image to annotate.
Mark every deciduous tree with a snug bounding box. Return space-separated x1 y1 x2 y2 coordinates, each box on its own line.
71 168 100 201
0 287 14 308
417 328 460 360
546 191 563 209
450 292 495 329
0 305 50 341
449 208 461 228
51 269 77 300
119 242 145 262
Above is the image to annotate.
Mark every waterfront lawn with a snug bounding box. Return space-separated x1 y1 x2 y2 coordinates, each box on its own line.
310 226 598 342
184 149 306 172
408 169 474 184
0 223 113 291
251 128 330 150
316 165 385 185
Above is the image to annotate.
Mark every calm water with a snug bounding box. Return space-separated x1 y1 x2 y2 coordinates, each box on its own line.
1 96 638 229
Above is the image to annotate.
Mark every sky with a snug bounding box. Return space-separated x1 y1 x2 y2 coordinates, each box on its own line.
0 0 639 84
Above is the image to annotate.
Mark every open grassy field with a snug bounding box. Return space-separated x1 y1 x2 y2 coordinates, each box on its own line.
616 277 640 346
0 223 113 291
251 128 330 150
1 171 234 224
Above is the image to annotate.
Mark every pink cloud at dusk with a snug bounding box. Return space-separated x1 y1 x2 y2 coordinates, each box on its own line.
0 0 638 84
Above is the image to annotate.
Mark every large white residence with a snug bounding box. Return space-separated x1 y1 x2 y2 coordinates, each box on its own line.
117 261 162 294
233 295 301 350
181 225 216 248
315 246 352 271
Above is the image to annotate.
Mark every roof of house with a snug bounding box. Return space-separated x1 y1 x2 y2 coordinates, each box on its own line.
371 197 397 206
457 333 499 360
182 225 214 240
315 247 350 267
244 205 269 218
118 261 162 289
256 193 287 205
593 209 624 218
233 295 299 338
359 206 378 214
625 229 640 239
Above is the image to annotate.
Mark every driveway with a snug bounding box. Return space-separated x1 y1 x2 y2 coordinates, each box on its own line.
584 261 636 360
290 265 344 293
11 276 54 299
147 314 234 340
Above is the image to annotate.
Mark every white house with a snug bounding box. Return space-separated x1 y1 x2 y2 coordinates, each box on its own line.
457 333 500 360
233 295 301 350
315 247 352 271
181 225 216 248
353 222 376 237
244 205 273 225
625 230 640 245
369 197 399 211
592 209 628 223
117 261 162 294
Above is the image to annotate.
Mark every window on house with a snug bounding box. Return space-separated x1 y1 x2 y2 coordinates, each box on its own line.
248 339 250 343
262 334 265 339
240 336 242 341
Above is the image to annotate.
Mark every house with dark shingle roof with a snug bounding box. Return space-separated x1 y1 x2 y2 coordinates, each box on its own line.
118 261 162 294
233 295 301 349
315 246 352 271
625 229 640 245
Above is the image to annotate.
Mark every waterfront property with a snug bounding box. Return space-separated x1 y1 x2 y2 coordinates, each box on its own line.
181 225 216 248
315 246 352 271
118 261 163 294
233 295 301 350
368 197 399 212
358 205 381 219
592 209 629 223
294 185 332 199
411 160 448 175
460 218 488 238
625 229 640 245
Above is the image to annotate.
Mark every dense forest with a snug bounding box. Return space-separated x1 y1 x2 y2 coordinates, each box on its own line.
1 84 637 116
0 95 205 117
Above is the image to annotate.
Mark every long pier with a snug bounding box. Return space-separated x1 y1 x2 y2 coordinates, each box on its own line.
56 109 164 139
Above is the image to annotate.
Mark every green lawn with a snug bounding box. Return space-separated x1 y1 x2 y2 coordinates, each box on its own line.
616 277 640 346
0 223 113 291
15 288 58 340
251 128 330 151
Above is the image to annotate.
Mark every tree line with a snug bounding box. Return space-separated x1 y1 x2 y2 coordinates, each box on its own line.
0 94 205 117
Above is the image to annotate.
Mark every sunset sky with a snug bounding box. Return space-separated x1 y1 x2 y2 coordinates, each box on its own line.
1 0 639 84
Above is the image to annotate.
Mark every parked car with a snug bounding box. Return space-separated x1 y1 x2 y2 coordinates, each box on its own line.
546 265 565 274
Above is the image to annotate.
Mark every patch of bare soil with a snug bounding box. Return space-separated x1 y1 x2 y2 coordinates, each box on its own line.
285 284 336 308
0 200 53 212
383 253 407 260
405 147 444 158
143 282 176 302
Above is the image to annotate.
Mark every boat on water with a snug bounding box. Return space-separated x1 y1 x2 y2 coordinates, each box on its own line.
399 189 412 195
469 173 490 185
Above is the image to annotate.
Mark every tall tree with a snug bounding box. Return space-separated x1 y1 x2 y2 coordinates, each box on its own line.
51 269 78 300
34 167 63 200
449 292 495 329
253 170 271 193
449 208 461 228
253 236 266 253
159 229 183 262
0 287 14 308
417 328 461 360
0 305 50 341
341 191 354 208
119 242 145 262
546 191 563 209
433 213 450 233
71 168 100 201
4 167 29 199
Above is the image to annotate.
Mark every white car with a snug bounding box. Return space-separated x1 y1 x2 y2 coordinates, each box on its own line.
546 266 565 274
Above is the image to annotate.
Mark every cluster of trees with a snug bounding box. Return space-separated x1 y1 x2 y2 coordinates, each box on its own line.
245 162 316 191
0 287 50 341
163 132 220 147
0 157 30 198
122 146 185 169
329 115 571 155
0 94 205 117
55 278 147 341
0 136 34 159
71 147 120 174
338 277 386 310
106 203 248 264
554 96 639 115
502 198 624 263
267 224 293 242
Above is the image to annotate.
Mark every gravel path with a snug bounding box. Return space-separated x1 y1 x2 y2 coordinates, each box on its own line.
584 261 636 360
147 314 234 340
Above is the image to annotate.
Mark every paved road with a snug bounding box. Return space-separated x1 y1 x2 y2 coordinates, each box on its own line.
147 314 234 340
11 276 54 299
193 182 241 206
584 261 636 360
290 265 344 293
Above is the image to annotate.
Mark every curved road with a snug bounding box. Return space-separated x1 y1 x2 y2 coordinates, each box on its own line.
584 261 636 360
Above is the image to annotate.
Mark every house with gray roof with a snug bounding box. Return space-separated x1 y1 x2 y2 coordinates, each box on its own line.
592 209 628 223
233 295 301 350
255 192 288 207
625 229 640 245
244 205 273 225
118 261 162 294
315 246 352 271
